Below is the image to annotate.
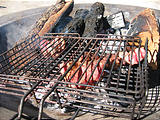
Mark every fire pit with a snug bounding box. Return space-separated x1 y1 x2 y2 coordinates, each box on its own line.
0 1 160 120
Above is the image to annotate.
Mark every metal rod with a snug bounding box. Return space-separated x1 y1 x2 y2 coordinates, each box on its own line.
12 36 65 75
106 40 123 87
38 37 94 120
69 108 80 120
17 80 41 119
17 35 82 119
65 38 102 84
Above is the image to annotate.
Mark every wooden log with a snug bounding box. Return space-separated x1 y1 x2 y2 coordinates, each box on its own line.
127 8 160 70
18 0 74 42
83 2 104 37
60 2 109 37
61 9 89 36
38 0 74 36
82 2 109 37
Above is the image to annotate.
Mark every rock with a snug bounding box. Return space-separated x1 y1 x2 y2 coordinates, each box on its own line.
107 11 126 29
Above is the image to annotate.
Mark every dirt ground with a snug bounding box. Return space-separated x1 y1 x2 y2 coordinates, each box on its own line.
0 93 160 120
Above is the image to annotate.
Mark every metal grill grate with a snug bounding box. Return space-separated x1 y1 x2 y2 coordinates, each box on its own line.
0 33 150 120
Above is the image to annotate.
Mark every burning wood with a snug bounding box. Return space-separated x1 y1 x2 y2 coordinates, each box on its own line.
128 8 160 70
59 2 110 37
38 0 74 36
83 2 108 37
61 9 89 36
15 0 73 43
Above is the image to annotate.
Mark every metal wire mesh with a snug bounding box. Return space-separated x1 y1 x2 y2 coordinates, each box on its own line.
0 33 151 119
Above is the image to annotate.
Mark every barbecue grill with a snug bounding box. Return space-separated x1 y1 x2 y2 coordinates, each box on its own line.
0 33 150 120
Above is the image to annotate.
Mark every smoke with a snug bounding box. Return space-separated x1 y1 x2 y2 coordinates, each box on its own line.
0 10 43 54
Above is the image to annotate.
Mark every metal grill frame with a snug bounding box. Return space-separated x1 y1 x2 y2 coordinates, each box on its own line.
0 33 152 120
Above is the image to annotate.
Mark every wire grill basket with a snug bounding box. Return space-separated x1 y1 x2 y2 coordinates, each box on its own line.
0 33 151 120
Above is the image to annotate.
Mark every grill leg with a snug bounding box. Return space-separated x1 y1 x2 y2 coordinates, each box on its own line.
17 81 41 119
131 101 136 120
55 89 62 109
38 83 59 120
28 80 38 105
69 108 80 120
10 113 18 120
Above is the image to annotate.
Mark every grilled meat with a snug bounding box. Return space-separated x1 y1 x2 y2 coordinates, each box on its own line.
40 37 65 58
60 47 146 89
119 47 146 65
59 54 120 89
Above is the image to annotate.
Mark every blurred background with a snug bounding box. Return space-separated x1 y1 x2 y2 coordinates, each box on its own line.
0 0 160 17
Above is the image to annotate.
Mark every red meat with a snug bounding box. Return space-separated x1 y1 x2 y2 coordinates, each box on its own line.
69 62 82 88
40 37 65 58
60 55 106 89
92 57 102 82
78 60 88 89
86 61 94 86
119 47 146 65
59 47 146 89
